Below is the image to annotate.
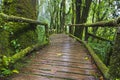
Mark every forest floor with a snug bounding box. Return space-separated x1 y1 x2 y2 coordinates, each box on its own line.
10 34 102 80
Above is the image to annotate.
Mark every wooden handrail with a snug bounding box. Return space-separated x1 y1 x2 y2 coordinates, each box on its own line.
0 13 49 71
67 17 120 42
66 18 116 79
0 13 48 26
88 33 113 43
68 16 120 27
0 13 49 40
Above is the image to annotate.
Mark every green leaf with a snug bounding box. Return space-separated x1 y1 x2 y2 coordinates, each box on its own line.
12 69 19 74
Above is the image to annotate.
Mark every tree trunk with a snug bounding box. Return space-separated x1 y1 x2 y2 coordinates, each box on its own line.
1 0 38 56
74 0 92 39
74 0 82 38
60 0 66 33
69 0 75 34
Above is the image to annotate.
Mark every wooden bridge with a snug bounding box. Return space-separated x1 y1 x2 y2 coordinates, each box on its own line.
0 13 120 80
10 34 101 80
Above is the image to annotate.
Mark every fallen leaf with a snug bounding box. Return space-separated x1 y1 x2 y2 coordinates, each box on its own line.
51 68 57 74
84 56 89 60
57 53 63 56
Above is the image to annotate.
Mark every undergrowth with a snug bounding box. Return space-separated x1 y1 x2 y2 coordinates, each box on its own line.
88 40 111 64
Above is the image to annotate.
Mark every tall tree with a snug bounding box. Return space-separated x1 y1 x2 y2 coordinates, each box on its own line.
74 0 92 39
60 0 66 33
69 0 75 34
74 0 82 38
48 0 61 33
91 0 113 35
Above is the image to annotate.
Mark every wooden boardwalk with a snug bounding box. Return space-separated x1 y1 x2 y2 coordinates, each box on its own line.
11 34 101 80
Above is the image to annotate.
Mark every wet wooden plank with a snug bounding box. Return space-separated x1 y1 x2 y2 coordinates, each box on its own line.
12 74 63 80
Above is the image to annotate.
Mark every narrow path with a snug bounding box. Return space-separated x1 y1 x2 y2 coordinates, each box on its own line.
11 34 101 80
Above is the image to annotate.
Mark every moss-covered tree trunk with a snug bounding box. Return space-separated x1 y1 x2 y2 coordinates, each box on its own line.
3 0 37 19
74 0 82 38
69 0 75 34
0 0 38 56
74 0 92 39
109 27 120 79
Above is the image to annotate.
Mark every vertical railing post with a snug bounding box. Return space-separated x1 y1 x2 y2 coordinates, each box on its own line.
69 25 72 34
64 25 67 33
85 27 88 42
69 24 74 35
45 24 49 42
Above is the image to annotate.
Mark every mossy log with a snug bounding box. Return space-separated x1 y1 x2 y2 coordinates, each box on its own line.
0 13 48 26
68 34 109 80
69 16 120 27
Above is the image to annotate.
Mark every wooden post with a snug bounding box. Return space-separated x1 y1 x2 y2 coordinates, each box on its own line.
69 25 72 34
64 25 67 33
85 27 88 41
68 25 72 34
45 24 49 42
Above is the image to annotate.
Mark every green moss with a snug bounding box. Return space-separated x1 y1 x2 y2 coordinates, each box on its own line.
3 0 36 19
0 0 38 56
0 29 13 57
109 33 120 79
37 26 46 45
0 0 43 77
17 30 37 49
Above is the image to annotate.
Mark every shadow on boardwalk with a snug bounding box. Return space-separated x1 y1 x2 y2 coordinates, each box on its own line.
10 34 101 80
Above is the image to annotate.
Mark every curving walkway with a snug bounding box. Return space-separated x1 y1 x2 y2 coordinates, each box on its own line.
11 34 101 80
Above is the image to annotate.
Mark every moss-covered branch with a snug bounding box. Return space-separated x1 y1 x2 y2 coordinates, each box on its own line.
69 17 120 27
0 13 48 26
68 34 109 80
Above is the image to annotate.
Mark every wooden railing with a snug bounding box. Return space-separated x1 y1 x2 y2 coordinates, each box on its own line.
68 16 120 41
67 17 120 80
0 13 49 41
0 13 49 67
87 33 112 43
